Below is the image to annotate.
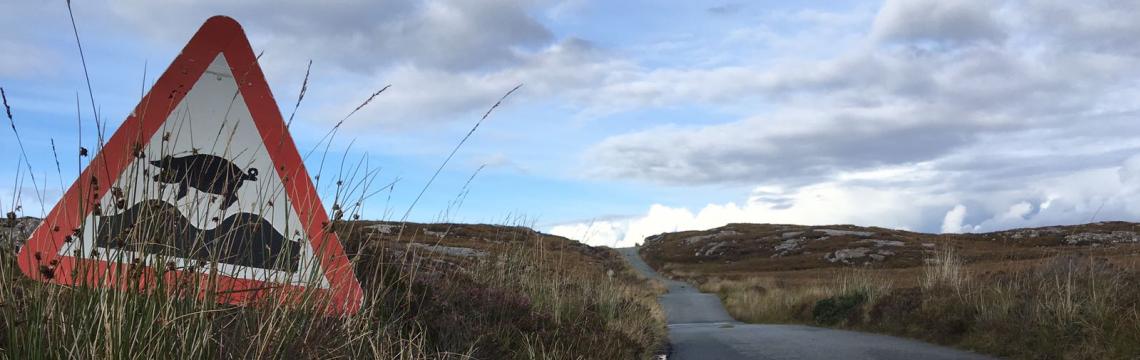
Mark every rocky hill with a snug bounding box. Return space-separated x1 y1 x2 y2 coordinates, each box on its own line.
336 220 626 281
639 221 1140 276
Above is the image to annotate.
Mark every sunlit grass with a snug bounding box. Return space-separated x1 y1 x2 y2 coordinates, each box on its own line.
697 246 1140 359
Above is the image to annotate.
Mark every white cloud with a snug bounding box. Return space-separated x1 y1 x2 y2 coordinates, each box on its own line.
549 220 629 247
552 166 956 245
999 201 1034 222
941 204 967 233
555 154 1140 245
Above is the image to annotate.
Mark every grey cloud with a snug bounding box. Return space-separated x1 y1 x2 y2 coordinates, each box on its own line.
322 37 619 131
871 0 1007 46
707 4 744 16
584 0 1140 189
23 0 570 132
748 187 795 210
1023 0 1140 55
938 154 1122 194
100 2 609 131
586 105 979 185
107 0 554 73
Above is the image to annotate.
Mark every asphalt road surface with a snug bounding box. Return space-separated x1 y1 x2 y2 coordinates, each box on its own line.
616 247 994 360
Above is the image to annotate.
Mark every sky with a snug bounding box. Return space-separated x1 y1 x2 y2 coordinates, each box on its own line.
4 0 1140 248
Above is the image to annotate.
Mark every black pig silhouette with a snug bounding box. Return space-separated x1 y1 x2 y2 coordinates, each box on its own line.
151 154 258 209
95 200 300 272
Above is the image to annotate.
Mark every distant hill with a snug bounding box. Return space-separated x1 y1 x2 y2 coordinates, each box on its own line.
337 220 619 276
639 221 1140 276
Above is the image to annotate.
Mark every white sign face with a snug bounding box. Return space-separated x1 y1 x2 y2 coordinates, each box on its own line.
61 54 328 287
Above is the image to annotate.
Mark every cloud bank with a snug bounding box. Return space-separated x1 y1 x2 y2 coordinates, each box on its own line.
554 0 1140 246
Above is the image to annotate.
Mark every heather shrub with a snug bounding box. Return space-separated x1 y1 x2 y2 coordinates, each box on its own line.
812 291 866 326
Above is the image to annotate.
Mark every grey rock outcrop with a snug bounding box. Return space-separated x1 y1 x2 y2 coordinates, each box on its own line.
1063 231 1140 245
1 216 41 250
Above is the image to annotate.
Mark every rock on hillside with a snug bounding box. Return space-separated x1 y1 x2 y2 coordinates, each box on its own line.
1 216 40 250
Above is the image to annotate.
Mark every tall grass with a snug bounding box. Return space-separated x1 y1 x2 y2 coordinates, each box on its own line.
921 244 965 293
699 270 890 324
699 246 1140 359
0 219 666 359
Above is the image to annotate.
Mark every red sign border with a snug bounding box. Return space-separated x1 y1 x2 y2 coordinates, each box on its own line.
16 16 363 315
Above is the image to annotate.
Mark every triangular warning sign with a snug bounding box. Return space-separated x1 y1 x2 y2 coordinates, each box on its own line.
17 16 363 315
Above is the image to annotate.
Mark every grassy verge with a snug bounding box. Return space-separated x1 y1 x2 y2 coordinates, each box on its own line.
699 248 1140 359
0 220 665 359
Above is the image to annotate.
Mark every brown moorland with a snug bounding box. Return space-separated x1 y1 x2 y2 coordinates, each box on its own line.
639 222 1140 359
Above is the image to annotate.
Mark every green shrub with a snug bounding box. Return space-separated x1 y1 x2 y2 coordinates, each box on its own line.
812 291 866 326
